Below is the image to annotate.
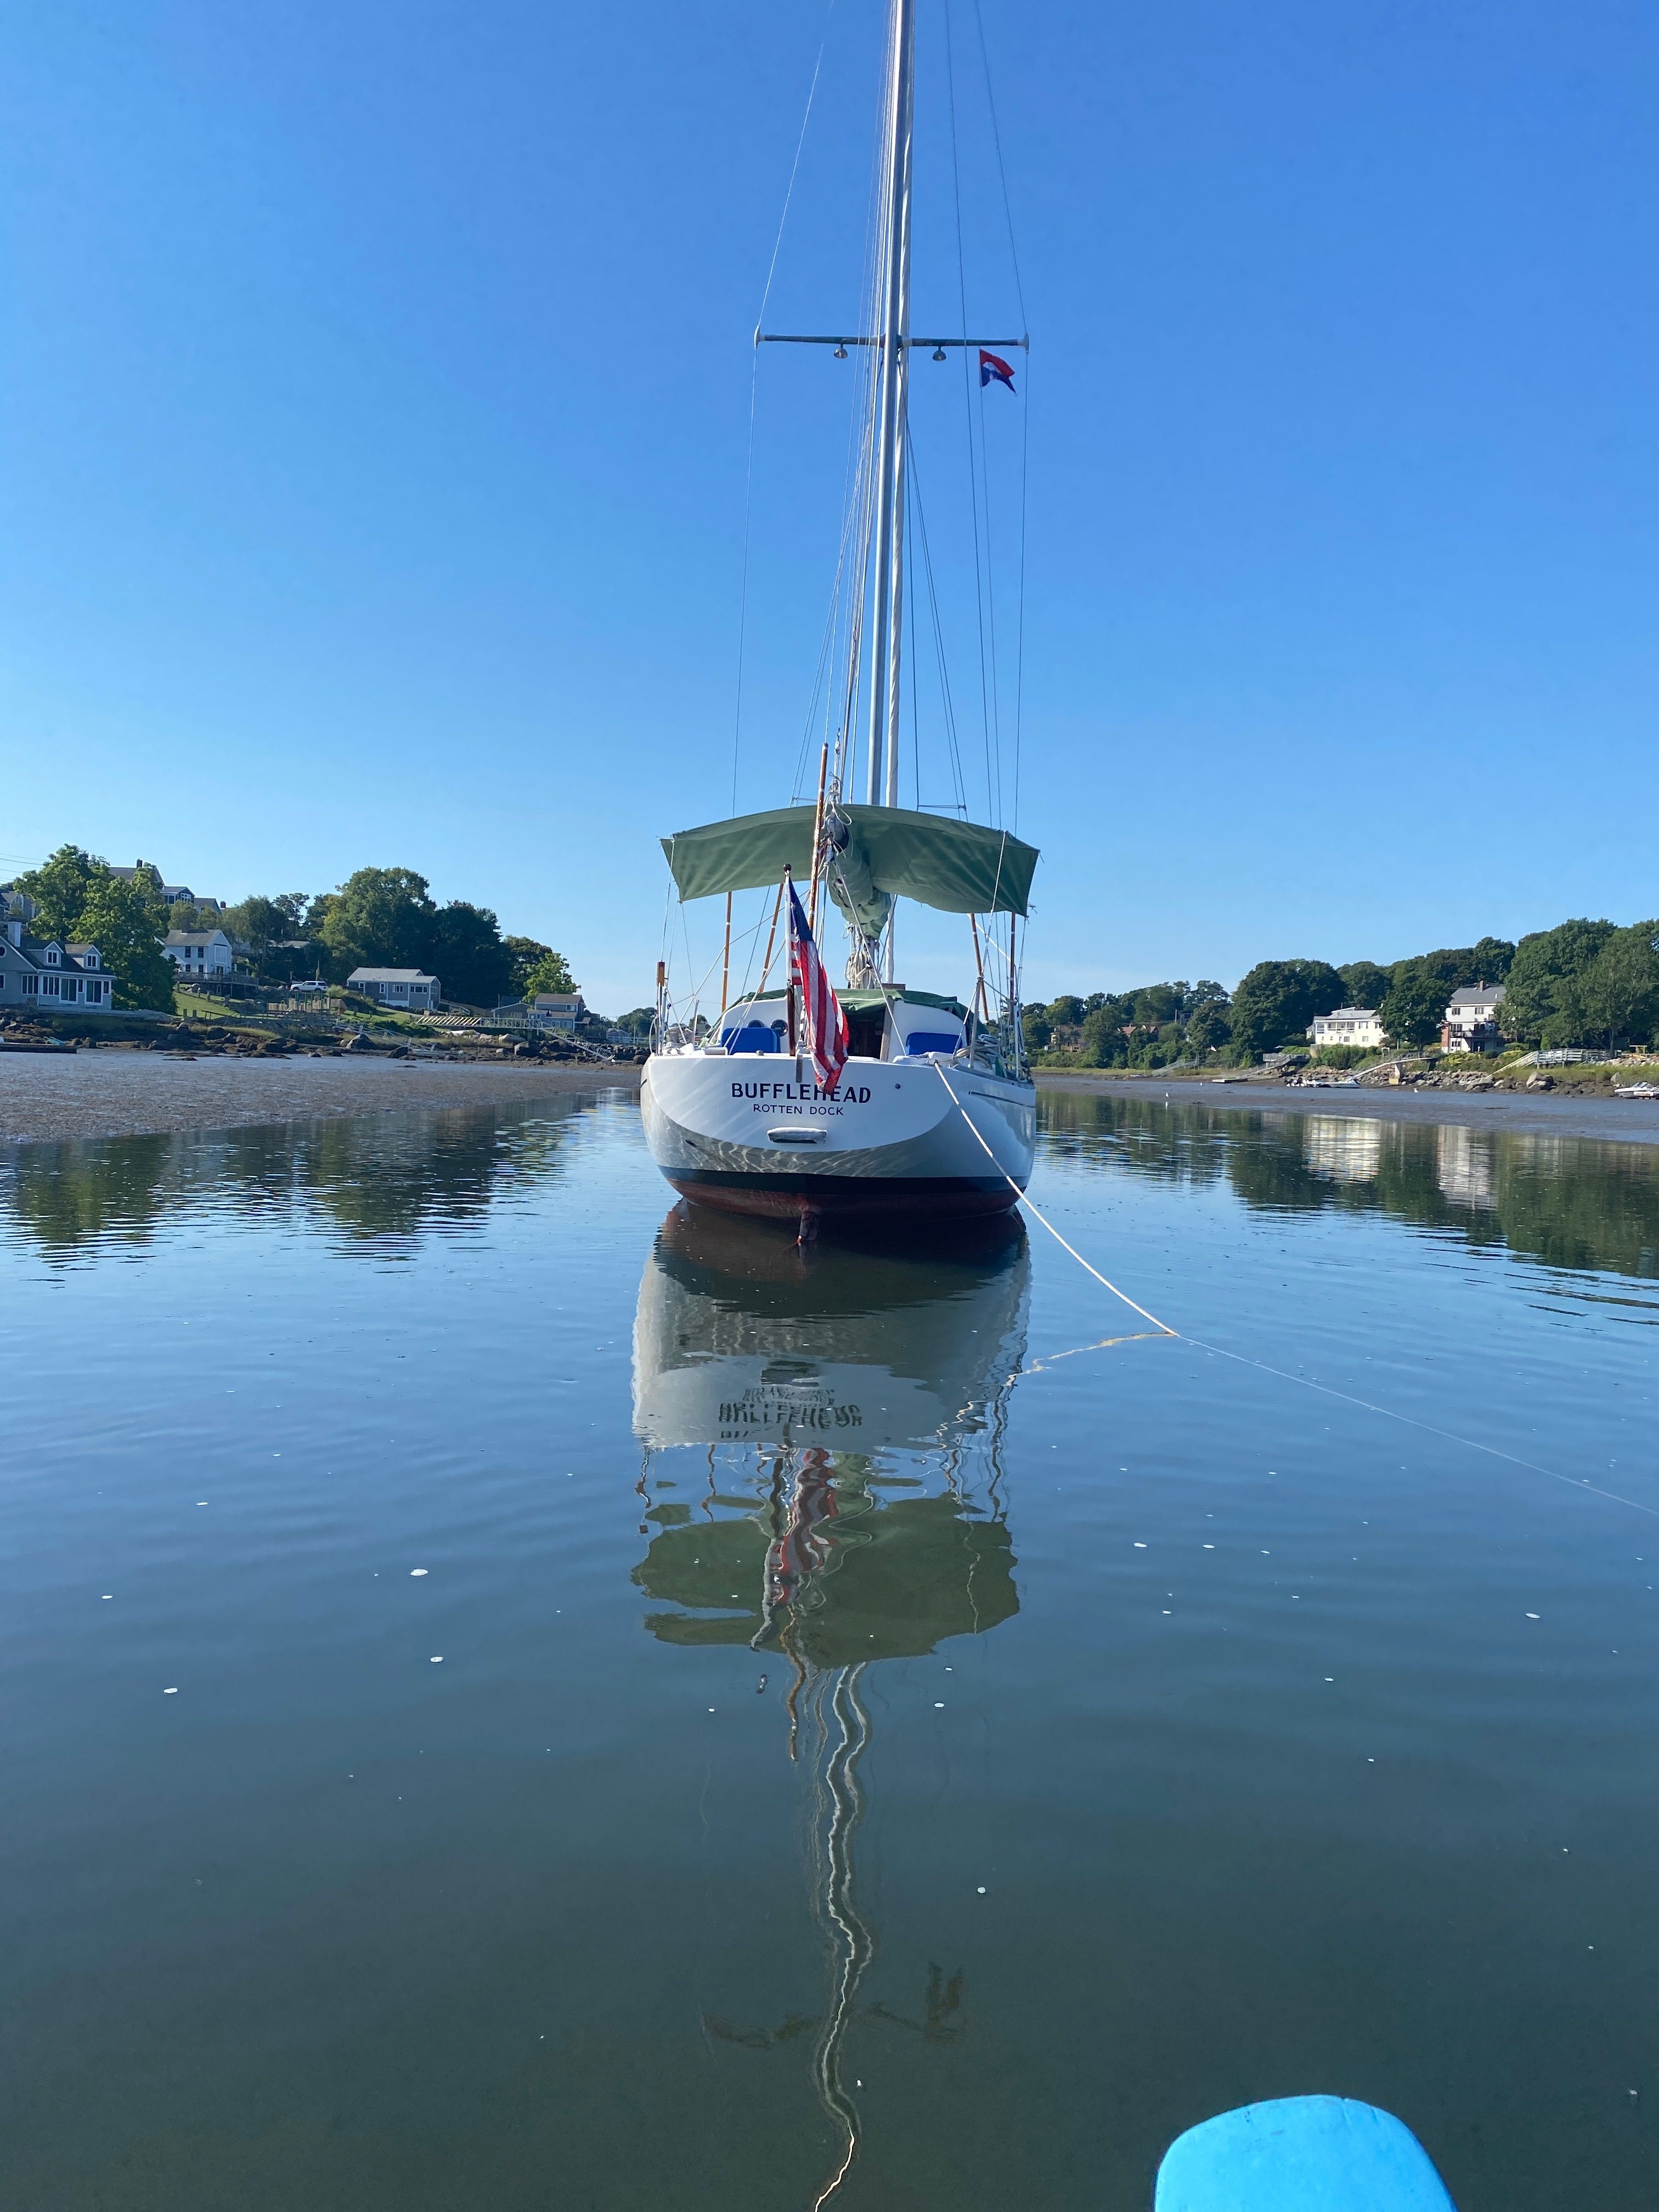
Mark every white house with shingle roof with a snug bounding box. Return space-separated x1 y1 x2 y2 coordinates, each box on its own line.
0 918 116 1008
1442 983 1506 1053
347 967 439 1010
1310 1006 1386 1050
163 929 234 978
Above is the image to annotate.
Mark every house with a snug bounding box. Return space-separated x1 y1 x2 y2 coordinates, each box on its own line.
347 967 440 1011
1310 1007 1386 1051
531 992 584 1033
491 991 585 1032
0 919 116 1008
1442 983 1506 1053
163 929 235 978
109 868 220 910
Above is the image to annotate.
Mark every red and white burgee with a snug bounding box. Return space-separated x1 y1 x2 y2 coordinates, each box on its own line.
786 874 849 1091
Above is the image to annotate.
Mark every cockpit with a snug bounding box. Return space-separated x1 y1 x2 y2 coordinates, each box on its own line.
718 988 970 1063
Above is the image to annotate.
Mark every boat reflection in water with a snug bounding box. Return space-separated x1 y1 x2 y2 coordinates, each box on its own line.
630 1204 1030 2205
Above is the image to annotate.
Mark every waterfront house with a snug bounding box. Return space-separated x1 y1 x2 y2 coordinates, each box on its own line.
109 868 220 911
1310 1007 1386 1051
0 920 115 1008
163 929 235 979
1442 984 1505 1053
493 992 586 1031
532 992 585 1033
347 967 441 1011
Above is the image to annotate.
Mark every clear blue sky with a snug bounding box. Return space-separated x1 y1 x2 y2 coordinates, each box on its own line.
5 1 1656 1013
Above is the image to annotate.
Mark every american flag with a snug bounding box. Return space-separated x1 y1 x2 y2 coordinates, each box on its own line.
787 874 849 1090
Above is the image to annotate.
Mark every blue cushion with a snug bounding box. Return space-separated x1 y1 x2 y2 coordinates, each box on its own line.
902 1031 962 1057
721 1024 778 1054
1155 2098 1457 2211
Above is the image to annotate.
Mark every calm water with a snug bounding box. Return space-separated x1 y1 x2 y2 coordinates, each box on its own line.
4 1091 1658 2211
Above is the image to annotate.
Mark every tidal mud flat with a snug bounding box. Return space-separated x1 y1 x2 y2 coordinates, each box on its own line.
0 1050 641 1148
1038 1071 1659 1146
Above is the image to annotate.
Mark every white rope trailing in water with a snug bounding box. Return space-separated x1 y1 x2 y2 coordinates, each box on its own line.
932 1063 1178 1335
1185 1340 1659 1523
931 1064 1659 1523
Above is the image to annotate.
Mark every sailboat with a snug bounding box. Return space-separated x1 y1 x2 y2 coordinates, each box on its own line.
642 0 1039 1228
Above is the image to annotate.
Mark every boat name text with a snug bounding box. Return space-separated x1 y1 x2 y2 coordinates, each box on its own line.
731 1082 873 1104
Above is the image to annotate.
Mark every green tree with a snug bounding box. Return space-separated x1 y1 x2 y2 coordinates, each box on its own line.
219 893 307 949
1379 944 1513 1048
428 901 513 1008
1379 961 1454 1047
316 867 437 980
1228 960 1344 1059
1574 922 1659 1052
1130 983 1180 1030
1469 935 1517 983
1498 919 1618 1046
75 872 176 1010
13 848 173 1010
1079 1001 1131 1066
1186 1001 1232 1056
504 935 554 998
1337 960 1392 1009
521 949 578 1000
14 845 108 940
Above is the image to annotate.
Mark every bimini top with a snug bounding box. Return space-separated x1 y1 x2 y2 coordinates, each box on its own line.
661 803 1038 938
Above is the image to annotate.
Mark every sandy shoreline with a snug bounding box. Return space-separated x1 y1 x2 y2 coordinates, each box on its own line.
0 1053 641 1148
1037 1070 1659 1146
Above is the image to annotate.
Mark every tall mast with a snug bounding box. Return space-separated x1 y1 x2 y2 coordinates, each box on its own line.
864 0 914 811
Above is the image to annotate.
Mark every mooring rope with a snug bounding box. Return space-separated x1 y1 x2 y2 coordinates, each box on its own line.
931 1062 1659 1522
932 1063 1178 1335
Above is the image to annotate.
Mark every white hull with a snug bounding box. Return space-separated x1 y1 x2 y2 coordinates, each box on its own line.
641 1050 1035 1222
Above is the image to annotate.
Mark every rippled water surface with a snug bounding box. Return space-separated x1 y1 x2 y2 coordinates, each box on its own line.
5 1089 1658 2210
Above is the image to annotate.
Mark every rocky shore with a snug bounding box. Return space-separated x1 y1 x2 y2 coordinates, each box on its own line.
0 1045 640 1148
1036 1069 1659 1144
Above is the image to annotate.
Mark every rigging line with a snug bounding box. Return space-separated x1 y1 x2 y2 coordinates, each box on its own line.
756 3 837 334
945 0 997 826
793 541 856 803
721 902 777 1011
969 0 1027 327
905 436 969 814
1013 343 1029 837
731 349 760 817
737 3 837 817
822 249 881 803
932 1068 1659 1525
906 465 921 809
979 373 1003 826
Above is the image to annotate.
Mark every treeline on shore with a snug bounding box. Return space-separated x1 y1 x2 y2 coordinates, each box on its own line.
8 849 635 1023
1025 916 1659 1069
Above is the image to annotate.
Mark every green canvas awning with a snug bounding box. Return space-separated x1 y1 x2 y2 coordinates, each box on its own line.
661 803 1037 936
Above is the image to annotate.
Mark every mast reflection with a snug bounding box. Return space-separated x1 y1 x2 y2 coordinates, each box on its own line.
630 1205 1030 2206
